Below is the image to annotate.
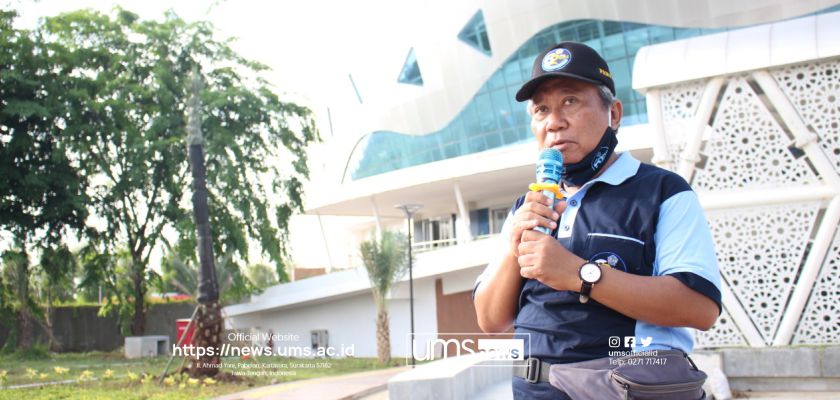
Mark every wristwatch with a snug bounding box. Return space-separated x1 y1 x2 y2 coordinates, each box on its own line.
578 260 604 303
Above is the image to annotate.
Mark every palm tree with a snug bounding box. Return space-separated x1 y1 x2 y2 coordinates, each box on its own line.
160 251 261 305
359 230 408 364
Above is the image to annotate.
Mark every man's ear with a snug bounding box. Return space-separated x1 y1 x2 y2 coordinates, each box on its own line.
609 101 623 129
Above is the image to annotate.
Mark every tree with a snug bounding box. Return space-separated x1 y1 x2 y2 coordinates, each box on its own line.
77 246 147 336
36 243 77 350
246 263 278 290
159 251 259 305
0 10 88 349
359 231 408 364
1 248 35 351
40 8 317 335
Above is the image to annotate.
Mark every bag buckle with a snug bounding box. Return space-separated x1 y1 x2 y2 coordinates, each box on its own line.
525 357 541 384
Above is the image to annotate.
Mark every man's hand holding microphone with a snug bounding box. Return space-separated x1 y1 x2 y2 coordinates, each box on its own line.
510 149 586 292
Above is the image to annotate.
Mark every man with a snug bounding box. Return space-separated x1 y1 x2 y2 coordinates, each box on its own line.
472 42 722 399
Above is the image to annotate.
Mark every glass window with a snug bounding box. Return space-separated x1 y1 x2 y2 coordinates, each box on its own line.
649 26 675 44
458 10 492 56
461 100 480 135
601 32 626 61
398 48 423 86
623 26 650 54
556 26 575 42
517 126 531 141
470 208 490 237
700 28 726 35
674 28 701 40
486 69 506 90
469 134 488 153
577 23 600 42
475 92 496 132
601 21 624 37
610 57 632 101
443 143 460 159
502 128 519 145
490 207 508 234
491 88 514 129
485 132 502 149
582 38 603 54
534 33 555 53
502 60 523 88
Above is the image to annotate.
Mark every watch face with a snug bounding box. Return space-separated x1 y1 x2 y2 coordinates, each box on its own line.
580 263 602 283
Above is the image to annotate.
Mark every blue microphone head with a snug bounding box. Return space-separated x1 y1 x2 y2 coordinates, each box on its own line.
536 148 564 184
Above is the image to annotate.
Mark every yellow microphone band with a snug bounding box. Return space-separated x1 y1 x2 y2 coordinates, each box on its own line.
528 183 564 199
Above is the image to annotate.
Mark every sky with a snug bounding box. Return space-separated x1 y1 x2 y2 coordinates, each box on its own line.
11 0 424 108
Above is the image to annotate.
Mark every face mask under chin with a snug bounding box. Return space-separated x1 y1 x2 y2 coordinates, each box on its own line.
561 126 618 187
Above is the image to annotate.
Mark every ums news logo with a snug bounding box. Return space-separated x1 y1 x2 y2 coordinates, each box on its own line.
407 333 530 366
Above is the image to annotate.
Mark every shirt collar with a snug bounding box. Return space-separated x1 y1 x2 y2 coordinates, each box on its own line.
581 152 640 189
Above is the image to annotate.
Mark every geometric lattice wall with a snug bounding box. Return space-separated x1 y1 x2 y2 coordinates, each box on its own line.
774 61 840 175
793 226 840 345
693 76 819 191
705 203 820 345
649 57 840 348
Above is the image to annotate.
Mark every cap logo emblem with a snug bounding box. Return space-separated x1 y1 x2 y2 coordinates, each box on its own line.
541 48 572 72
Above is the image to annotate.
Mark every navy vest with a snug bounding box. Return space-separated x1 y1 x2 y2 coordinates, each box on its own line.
512 163 691 364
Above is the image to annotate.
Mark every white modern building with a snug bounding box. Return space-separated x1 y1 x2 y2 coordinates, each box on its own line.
225 0 840 358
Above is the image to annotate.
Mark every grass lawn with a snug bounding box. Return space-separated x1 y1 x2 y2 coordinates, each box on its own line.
0 351 406 399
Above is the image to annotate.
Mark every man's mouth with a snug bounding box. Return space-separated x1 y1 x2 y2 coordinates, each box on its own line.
552 142 573 151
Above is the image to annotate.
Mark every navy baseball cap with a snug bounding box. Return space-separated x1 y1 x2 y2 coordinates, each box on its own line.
515 42 615 102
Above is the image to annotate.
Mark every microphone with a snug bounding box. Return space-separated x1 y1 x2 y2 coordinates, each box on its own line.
534 148 564 234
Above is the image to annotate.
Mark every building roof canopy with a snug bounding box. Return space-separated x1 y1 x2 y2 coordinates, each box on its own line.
633 11 840 91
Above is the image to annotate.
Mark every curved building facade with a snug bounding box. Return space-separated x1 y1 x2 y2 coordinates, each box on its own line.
226 1 840 375
341 1 839 182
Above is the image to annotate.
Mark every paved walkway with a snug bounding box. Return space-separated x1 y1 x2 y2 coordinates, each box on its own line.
214 367 408 400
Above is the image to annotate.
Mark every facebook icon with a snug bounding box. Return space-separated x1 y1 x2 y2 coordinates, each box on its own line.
624 336 635 348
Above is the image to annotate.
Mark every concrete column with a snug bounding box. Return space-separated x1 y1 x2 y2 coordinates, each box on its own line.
453 183 472 244
370 196 383 240
677 77 725 182
316 214 334 273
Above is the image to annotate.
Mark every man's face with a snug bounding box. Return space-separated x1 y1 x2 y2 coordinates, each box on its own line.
528 78 618 164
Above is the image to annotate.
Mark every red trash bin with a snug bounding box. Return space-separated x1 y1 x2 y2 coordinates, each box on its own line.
176 318 196 348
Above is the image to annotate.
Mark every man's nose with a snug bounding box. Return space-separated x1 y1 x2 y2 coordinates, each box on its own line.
545 109 567 133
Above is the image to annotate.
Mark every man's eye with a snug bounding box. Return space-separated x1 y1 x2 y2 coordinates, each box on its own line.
535 105 549 113
563 97 577 105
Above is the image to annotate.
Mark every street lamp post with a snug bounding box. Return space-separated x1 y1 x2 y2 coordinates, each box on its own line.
394 203 422 367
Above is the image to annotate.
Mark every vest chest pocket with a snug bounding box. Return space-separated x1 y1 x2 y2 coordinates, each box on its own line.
583 233 648 275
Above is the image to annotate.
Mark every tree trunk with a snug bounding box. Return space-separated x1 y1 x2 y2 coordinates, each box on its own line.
376 309 391 364
187 300 222 377
16 309 33 349
130 269 146 335
46 291 58 351
15 253 33 350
